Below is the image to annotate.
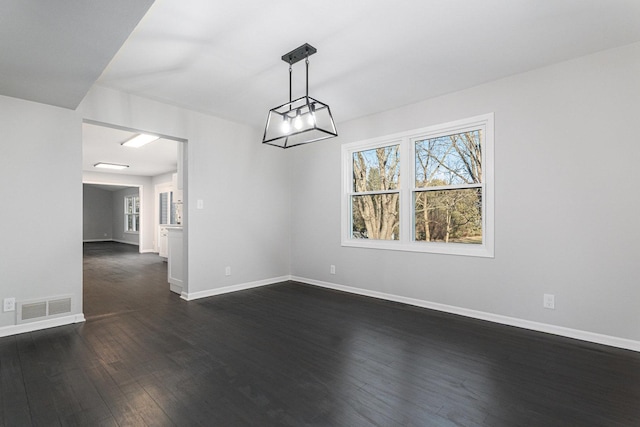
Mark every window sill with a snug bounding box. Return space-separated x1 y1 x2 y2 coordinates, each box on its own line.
341 239 494 258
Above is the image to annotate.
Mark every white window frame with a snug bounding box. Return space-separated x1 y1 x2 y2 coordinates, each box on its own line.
124 194 140 234
341 113 494 258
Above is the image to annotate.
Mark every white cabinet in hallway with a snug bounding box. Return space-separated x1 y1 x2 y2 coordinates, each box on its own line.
158 226 168 258
167 227 183 294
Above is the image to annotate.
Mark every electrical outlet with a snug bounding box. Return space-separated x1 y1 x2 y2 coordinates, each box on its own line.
225 266 231 276
330 265 336 275
3 298 16 312
543 294 555 309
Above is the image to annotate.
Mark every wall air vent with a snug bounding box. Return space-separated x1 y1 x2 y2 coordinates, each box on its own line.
21 302 47 321
48 298 72 316
17 296 73 324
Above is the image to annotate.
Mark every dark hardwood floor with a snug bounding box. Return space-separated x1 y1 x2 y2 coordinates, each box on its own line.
1 242 639 426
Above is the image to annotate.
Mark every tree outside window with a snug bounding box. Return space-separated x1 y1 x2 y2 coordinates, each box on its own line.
414 130 482 244
351 144 400 240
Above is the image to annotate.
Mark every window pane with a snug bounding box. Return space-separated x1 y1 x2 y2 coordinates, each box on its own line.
126 215 133 231
160 193 168 224
125 197 132 214
351 194 399 240
134 214 140 232
414 188 482 244
134 196 140 214
415 130 482 187
353 145 400 192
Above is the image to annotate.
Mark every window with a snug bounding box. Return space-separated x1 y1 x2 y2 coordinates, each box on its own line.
124 195 140 233
159 191 174 225
342 113 494 257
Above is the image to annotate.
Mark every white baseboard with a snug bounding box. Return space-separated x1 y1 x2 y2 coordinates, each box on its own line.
291 276 640 353
84 239 154 253
180 276 290 301
112 239 139 246
0 314 85 338
83 238 138 246
8 276 633 353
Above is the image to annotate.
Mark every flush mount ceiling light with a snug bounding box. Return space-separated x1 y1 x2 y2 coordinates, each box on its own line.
122 133 159 148
262 43 337 149
94 162 129 170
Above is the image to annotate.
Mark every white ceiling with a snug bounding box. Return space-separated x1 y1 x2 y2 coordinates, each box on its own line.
95 0 640 127
2 0 640 176
0 0 153 109
83 122 178 177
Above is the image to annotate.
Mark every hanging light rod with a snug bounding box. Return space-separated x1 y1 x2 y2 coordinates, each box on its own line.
262 43 337 149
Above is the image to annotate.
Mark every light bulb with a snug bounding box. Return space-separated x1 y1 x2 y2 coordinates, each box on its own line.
293 114 303 130
307 103 316 126
281 118 291 133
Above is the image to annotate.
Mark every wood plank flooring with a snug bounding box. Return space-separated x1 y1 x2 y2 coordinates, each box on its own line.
0 241 639 426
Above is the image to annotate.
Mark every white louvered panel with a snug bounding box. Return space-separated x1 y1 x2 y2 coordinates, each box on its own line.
21 302 47 321
48 298 72 315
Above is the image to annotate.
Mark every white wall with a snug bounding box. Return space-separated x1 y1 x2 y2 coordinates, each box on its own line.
112 187 139 245
83 185 113 241
1 85 290 332
152 172 174 188
290 42 640 345
78 86 291 296
0 95 83 330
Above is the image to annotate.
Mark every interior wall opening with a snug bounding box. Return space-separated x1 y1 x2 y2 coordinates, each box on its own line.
82 120 188 318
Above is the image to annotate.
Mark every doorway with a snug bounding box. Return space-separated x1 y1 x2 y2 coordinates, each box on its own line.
83 183 142 247
81 121 188 316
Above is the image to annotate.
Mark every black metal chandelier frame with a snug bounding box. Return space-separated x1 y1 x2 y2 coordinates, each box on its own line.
262 43 338 149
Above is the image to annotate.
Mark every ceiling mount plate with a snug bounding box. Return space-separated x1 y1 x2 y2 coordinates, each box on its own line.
281 43 317 64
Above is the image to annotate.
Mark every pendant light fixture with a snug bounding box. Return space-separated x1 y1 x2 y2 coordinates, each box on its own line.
262 43 337 148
